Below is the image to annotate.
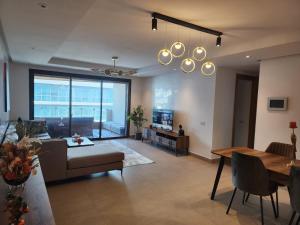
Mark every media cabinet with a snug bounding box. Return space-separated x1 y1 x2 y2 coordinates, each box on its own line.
142 127 189 156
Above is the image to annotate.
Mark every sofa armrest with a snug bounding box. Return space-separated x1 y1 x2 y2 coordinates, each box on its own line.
39 139 67 182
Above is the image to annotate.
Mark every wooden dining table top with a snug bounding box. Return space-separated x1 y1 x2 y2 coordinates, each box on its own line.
212 147 300 177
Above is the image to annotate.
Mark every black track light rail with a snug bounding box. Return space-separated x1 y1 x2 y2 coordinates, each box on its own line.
152 12 223 37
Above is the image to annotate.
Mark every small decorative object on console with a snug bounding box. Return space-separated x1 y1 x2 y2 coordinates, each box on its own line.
178 124 185 136
290 121 297 159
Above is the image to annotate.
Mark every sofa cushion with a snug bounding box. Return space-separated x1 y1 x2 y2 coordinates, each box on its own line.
67 146 124 169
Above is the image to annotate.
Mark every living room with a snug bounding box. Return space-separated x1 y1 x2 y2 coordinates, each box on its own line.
1 1 300 225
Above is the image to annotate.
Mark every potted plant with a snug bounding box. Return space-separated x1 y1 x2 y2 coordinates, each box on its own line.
128 105 147 140
0 136 42 186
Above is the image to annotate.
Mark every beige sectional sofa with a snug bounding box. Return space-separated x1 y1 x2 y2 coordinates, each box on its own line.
39 139 124 182
1 121 125 183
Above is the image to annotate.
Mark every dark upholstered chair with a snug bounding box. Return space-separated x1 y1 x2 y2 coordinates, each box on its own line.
245 142 295 210
226 152 278 225
266 142 295 160
288 166 300 225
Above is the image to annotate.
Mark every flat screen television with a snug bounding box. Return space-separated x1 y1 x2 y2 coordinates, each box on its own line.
152 109 174 131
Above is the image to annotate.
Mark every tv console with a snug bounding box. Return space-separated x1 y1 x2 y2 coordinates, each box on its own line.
142 127 189 156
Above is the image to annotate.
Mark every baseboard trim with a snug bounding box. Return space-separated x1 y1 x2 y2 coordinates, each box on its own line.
190 152 219 163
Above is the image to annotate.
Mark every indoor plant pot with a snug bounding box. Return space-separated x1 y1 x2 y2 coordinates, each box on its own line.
128 105 147 141
135 132 142 140
3 174 30 186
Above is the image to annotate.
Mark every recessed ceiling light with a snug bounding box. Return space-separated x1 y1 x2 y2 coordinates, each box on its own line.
38 2 48 9
246 55 251 59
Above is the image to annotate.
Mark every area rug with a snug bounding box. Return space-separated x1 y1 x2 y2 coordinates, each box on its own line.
94 141 154 167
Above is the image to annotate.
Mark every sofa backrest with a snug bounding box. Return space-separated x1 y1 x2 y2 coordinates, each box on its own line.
39 138 68 182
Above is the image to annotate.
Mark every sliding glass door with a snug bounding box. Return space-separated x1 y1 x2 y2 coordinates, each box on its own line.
101 82 128 138
33 75 70 138
71 78 101 139
31 70 130 140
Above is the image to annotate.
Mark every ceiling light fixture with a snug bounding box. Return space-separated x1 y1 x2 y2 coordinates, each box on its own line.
38 2 48 8
192 46 207 61
152 17 157 31
152 12 223 76
181 58 196 73
216 36 221 47
201 61 216 76
158 49 173 65
246 55 251 58
170 41 185 58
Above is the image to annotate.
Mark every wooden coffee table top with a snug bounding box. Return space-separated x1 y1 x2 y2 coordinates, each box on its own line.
64 137 94 148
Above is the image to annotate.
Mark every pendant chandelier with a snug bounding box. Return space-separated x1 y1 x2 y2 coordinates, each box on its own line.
152 12 223 77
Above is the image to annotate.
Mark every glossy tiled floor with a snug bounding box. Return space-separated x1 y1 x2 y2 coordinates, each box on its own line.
47 139 293 225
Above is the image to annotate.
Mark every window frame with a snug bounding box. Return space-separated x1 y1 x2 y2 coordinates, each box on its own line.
29 69 131 140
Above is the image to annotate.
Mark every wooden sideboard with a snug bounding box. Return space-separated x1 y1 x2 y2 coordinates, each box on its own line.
142 127 189 156
0 161 56 225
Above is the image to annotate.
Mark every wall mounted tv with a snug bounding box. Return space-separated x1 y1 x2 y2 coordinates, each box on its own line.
152 109 174 131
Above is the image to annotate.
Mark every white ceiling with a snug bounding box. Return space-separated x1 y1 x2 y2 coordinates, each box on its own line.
1 0 300 76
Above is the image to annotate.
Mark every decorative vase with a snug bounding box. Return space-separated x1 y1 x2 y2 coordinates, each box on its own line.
3 174 30 186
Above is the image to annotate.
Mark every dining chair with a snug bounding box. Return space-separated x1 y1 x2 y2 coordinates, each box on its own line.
266 142 295 160
244 142 295 213
288 166 300 225
226 152 278 225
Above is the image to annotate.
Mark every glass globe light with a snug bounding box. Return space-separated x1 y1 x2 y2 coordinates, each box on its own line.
201 61 216 76
170 41 185 58
180 58 196 73
157 48 173 65
192 46 207 61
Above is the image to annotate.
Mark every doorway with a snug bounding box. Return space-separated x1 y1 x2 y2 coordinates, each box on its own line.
232 74 259 148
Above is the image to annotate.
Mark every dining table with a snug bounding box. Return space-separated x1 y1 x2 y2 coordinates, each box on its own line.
210 147 300 200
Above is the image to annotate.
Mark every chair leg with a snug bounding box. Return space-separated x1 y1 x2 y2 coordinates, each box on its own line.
120 168 123 176
226 187 237 215
260 196 264 225
270 194 278 218
276 190 279 217
289 211 296 225
296 214 300 225
242 192 246 205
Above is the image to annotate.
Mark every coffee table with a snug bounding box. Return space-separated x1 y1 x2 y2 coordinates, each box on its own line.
64 137 94 148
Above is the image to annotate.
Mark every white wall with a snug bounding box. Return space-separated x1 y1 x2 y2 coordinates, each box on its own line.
142 70 217 159
212 68 237 153
8 62 144 135
255 55 300 158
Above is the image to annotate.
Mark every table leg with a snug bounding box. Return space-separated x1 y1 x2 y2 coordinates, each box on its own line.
211 156 225 200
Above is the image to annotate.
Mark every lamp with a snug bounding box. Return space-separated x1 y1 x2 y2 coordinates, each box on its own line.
290 121 297 159
170 41 185 58
216 36 221 47
201 61 216 76
180 58 195 73
192 46 206 61
157 48 173 65
152 17 157 31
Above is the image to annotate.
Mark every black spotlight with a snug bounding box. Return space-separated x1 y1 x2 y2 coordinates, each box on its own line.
152 17 157 31
216 36 221 47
